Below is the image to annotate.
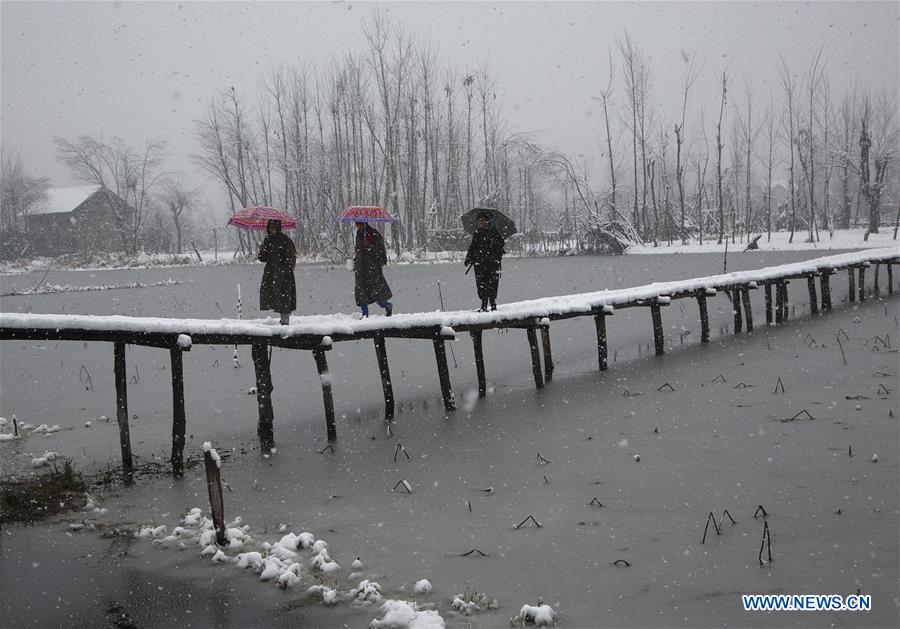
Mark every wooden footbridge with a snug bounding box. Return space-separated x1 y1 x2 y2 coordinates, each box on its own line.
1 248 897 483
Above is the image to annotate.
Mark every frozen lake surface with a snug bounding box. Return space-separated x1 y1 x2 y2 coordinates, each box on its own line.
1 250 898 628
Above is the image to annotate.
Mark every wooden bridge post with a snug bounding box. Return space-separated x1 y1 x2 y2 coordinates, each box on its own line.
373 336 394 421
470 331 487 398
741 287 754 332
764 282 773 325
873 264 880 297
774 282 785 324
312 349 336 442
730 290 743 333
888 263 894 295
806 275 819 315
170 348 186 478
858 265 866 302
819 269 832 311
526 327 544 389
848 268 856 302
113 341 134 484
433 339 456 412
593 313 609 370
250 343 275 452
203 449 227 546
782 281 790 321
540 325 554 382
696 292 711 342
651 303 665 355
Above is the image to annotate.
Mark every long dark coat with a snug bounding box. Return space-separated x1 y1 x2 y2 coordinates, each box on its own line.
465 225 505 301
354 226 392 306
258 232 297 313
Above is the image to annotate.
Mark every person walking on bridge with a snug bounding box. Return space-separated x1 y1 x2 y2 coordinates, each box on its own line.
258 219 297 325
353 221 393 317
465 212 505 311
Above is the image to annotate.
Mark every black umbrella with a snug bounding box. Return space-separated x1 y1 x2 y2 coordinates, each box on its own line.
460 207 518 239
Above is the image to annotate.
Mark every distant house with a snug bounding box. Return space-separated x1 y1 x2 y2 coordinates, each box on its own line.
27 185 133 255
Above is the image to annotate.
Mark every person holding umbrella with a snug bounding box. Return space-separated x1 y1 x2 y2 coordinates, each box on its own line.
336 206 395 318
464 211 506 311
353 221 393 317
258 219 297 325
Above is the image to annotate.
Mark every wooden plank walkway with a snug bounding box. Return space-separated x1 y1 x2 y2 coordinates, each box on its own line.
1 248 897 483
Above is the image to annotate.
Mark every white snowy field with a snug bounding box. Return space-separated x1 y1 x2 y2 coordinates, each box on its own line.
0 250 898 628
629 228 899 255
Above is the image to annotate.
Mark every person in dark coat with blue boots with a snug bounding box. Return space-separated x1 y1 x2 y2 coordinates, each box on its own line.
258 219 297 324
465 212 505 311
353 222 393 317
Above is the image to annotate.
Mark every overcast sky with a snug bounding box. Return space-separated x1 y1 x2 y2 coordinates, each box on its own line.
2 1 897 211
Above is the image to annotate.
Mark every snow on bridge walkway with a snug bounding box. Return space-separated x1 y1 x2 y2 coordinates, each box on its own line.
1 247 897 482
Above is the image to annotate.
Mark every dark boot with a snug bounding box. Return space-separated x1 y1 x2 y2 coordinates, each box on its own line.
490 299 497 311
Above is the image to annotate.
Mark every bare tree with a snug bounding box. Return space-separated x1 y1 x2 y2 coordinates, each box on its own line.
763 101 777 241
675 46 702 244
796 47 826 242
777 55 798 242
715 71 728 244
592 49 618 215
1 147 48 232
859 91 898 234
618 33 641 235
161 178 198 254
837 87 858 229
55 135 168 254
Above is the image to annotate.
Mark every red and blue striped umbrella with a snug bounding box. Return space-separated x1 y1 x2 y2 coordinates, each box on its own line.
227 206 297 230
335 205 395 223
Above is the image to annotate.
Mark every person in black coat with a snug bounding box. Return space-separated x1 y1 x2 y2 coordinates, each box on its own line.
353 222 393 317
258 219 297 325
465 213 505 311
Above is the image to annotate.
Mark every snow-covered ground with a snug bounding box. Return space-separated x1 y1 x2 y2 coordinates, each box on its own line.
1 250 897 627
629 228 899 255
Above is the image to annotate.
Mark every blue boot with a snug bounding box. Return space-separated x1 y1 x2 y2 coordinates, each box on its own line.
360 304 369 318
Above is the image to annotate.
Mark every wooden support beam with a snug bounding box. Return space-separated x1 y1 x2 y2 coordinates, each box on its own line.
858 266 866 302
470 331 487 398
204 449 227 546
540 326 554 382
775 282 784 324
593 313 608 370
782 281 790 321
650 304 665 355
848 268 856 302
170 348 186 478
373 336 394 421
741 288 754 333
696 293 710 342
433 339 456 412
820 270 832 311
731 290 743 333
764 283 773 325
250 343 274 452
526 327 544 389
873 264 880 297
313 349 336 442
806 275 819 315
113 341 133 484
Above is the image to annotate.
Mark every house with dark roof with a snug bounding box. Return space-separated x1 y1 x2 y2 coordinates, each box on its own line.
27 185 134 255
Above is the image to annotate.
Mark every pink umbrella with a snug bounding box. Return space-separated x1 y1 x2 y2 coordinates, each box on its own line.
227 206 297 230
336 205 395 223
